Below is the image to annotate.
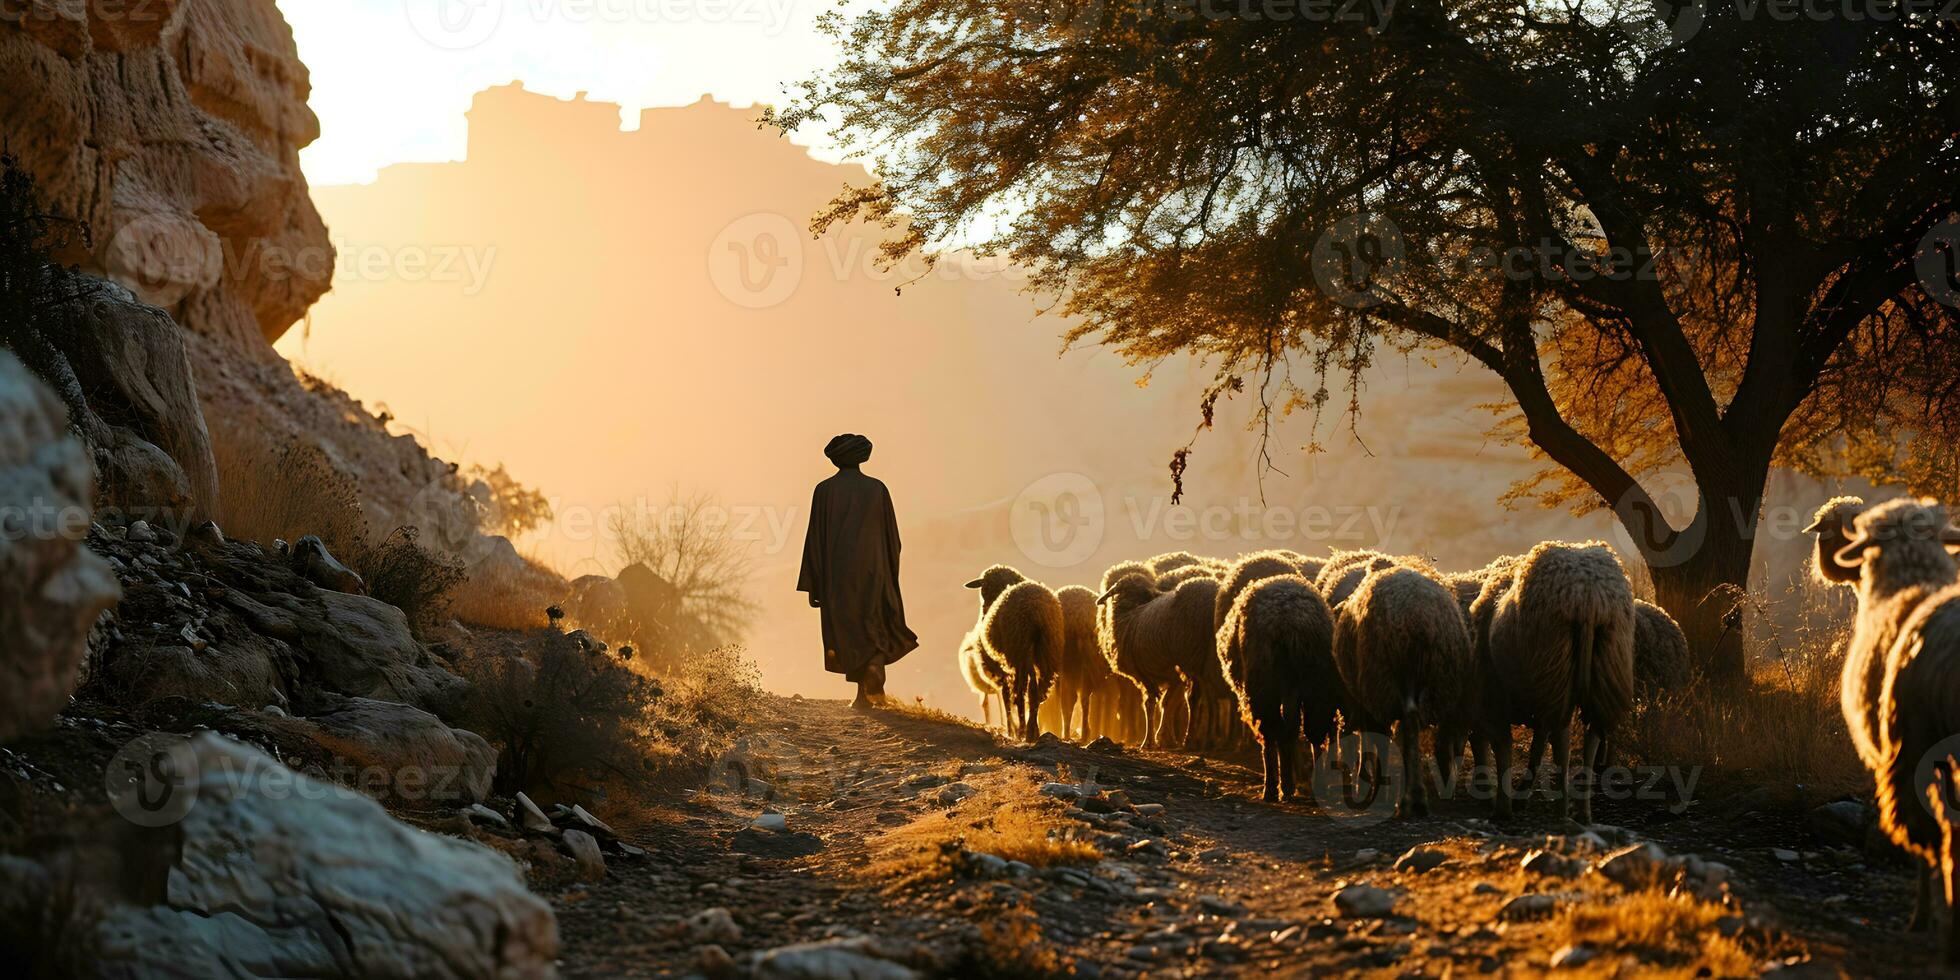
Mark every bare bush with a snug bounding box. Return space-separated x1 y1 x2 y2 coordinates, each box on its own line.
457 629 663 796
607 489 760 658
210 426 368 559
358 526 465 632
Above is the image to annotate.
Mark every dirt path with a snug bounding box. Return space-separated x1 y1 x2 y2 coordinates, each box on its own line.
550 695 1923 978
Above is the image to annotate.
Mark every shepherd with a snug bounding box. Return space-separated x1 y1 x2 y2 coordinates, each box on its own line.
797 433 919 708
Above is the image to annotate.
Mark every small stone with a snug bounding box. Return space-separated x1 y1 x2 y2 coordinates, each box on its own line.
1353 848 1381 863
936 782 978 806
1772 848 1800 862
966 851 1009 877
1594 842 1669 888
262 704 286 717
466 804 510 828
1039 782 1084 800
1128 838 1167 857
752 811 789 833
1550 944 1596 969
1497 893 1560 922
1521 849 1579 878
127 520 156 543
1133 803 1165 818
1807 800 1876 846
1333 884 1397 918
563 829 606 881
1472 881 1504 896
571 804 616 835
515 792 553 833
1197 894 1240 915
695 943 737 978
1393 846 1449 874
687 907 743 944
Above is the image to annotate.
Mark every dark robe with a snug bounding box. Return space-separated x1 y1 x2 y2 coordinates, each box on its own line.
797 468 919 680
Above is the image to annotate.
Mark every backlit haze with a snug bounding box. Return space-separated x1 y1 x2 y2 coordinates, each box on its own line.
276 4 1837 712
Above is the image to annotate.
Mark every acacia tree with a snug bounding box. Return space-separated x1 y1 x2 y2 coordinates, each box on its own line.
783 0 1960 679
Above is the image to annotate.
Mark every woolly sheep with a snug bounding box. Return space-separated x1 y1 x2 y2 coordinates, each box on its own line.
1473 541 1635 823
1157 563 1221 589
1050 585 1109 741
958 626 1002 729
1098 570 1222 750
1218 574 1340 802
1814 497 1960 951
1149 551 1206 575
1215 551 1308 634
1318 549 1432 608
965 565 1066 742
1808 496 1890 766
1632 599 1691 700
1332 565 1474 818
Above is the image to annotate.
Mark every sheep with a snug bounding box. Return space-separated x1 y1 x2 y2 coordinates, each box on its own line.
1473 541 1635 823
1217 574 1340 802
1157 562 1221 589
1632 599 1692 700
1317 549 1427 608
965 565 1066 742
1331 565 1474 818
1097 570 1222 750
1048 585 1109 741
1813 496 1960 949
1215 551 1309 634
1149 551 1207 575
958 626 1002 729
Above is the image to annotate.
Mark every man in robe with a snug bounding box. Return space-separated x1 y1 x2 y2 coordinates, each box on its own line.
797 434 919 708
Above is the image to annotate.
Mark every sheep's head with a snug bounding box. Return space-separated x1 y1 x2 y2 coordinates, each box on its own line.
1096 570 1161 615
964 565 1028 611
1828 498 1960 594
1804 495 1868 585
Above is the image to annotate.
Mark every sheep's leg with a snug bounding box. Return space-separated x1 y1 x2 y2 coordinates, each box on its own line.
1912 864 1935 932
1578 726 1604 825
1525 729 1550 801
1491 734 1516 820
1142 692 1161 749
1260 729 1280 803
1278 704 1301 802
980 692 992 730
1552 718 1577 824
1397 718 1427 819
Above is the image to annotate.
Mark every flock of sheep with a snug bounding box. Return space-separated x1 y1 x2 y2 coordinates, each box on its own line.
959 542 1691 824
954 496 1960 963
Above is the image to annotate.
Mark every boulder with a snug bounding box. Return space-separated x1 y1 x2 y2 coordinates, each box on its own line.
304 696 496 806
87 733 558 978
562 829 605 882
751 938 922 980
0 351 120 742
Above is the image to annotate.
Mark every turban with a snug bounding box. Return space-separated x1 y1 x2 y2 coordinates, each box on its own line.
824 433 874 467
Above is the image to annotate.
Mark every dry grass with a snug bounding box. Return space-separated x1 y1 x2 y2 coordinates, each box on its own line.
1620 617 1864 800
1555 889 1757 976
868 766 1101 887
210 423 369 559
446 552 562 631
938 901 1074 979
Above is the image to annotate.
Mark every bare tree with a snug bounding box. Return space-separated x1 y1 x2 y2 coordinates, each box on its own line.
606 488 761 657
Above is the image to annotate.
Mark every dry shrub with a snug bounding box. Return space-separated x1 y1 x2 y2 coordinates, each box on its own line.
1557 889 1759 976
643 645 765 776
870 766 1101 887
210 425 368 558
939 901 1073 979
358 526 465 632
1620 613 1863 800
457 629 663 796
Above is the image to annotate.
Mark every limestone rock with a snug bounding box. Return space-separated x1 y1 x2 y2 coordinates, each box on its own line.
1333 884 1397 918
304 696 496 806
751 938 922 980
0 351 120 742
563 829 606 882
88 733 558 978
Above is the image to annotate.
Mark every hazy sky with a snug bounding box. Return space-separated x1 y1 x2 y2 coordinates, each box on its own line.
279 0 840 185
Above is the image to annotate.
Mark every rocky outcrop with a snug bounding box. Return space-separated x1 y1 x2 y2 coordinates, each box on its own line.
8 274 221 514
80 734 559 978
0 0 330 349
88 515 467 716
0 349 120 743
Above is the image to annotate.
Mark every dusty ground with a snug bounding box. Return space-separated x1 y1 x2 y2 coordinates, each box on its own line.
545 695 1929 978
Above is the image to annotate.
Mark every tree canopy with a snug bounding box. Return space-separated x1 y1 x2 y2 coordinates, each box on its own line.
782 0 1960 675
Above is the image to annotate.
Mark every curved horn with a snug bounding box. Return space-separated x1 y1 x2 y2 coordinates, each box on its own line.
1833 535 1874 569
